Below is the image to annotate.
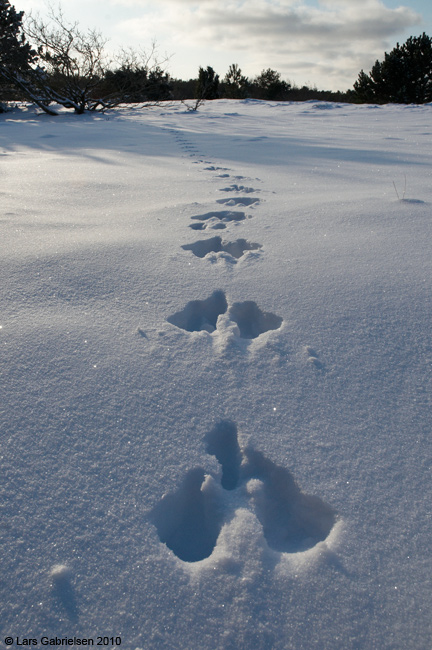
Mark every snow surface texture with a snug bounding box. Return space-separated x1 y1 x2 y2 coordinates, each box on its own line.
1 99 431 649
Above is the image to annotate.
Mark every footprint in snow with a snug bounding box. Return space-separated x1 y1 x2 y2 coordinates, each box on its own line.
217 197 260 207
190 210 248 226
167 290 282 339
167 290 228 333
215 174 250 180
220 184 260 194
150 421 337 562
182 236 262 261
228 300 282 339
189 222 224 231
188 210 250 230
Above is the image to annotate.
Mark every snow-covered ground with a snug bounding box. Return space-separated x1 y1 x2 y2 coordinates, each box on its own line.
1 99 431 650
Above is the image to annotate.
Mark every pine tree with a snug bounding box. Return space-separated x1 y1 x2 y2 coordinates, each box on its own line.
0 0 37 107
223 64 249 99
253 69 290 100
353 33 432 104
195 66 219 100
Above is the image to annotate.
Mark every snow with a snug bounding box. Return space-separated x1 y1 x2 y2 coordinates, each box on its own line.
1 99 431 649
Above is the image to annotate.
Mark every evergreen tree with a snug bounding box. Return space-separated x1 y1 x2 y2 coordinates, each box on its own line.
0 0 37 106
223 63 249 99
252 68 290 100
354 33 432 104
195 66 219 100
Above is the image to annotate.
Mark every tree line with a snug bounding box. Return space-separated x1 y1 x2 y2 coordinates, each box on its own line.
1 0 432 114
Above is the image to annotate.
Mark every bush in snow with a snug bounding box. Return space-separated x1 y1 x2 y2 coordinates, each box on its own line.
1 1 171 114
24 6 117 114
103 47 172 102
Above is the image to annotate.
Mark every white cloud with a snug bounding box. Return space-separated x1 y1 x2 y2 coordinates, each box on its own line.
18 0 423 90
113 0 421 89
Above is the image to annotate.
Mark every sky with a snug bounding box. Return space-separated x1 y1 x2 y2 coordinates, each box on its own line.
16 0 432 91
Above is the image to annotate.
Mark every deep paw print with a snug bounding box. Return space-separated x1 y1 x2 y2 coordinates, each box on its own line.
220 184 259 194
204 165 231 171
190 210 249 231
149 467 223 562
229 300 282 339
150 421 337 562
182 236 262 261
166 290 228 333
217 197 260 207
166 290 282 339
189 221 227 231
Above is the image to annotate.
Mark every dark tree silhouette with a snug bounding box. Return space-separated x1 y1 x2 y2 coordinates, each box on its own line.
223 63 249 99
252 68 291 100
1 2 171 114
353 33 432 104
196 66 219 100
0 0 37 108
25 7 114 113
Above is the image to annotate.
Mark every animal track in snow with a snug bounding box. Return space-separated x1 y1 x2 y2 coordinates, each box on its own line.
216 174 249 181
190 210 248 226
189 222 226 231
150 421 336 562
242 448 336 553
217 197 260 207
167 291 282 339
220 184 259 194
229 300 282 339
167 290 228 333
149 467 223 562
205 420 242 490
189 222 227 231
182 236 262 260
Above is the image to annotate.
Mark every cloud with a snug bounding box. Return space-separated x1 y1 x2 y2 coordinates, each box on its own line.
25 0 420 89
113 0 421 88
176 1 420 45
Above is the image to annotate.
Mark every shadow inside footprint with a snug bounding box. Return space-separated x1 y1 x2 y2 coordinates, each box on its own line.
191 210 246 223
242 449 336 553
217 197 260 207
149 468 222 562
206 420 241 490
220 185 258 193
151 421 337 562
182 237 262 260
229 301 283 338
167 290 228 332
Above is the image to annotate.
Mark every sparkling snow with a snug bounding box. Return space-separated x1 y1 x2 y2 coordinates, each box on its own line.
1 99 431 649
